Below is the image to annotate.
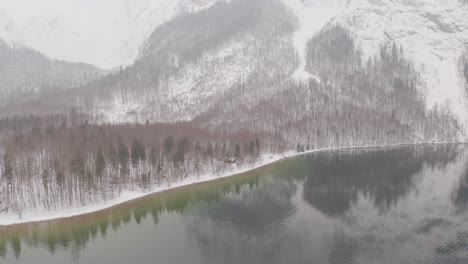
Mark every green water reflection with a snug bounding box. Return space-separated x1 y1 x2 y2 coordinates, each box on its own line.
1 145 467 264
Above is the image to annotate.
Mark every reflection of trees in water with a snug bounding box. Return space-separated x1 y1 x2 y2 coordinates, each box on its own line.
454 154 468 210
10 237 20 259
0 236 21 260
0 145 461 261
0 240 5 258
0 172 262 260
199 180 296 231
328 230 359 264
420 145 460 170
303 145 460 218
185 179 364 264
454 171 468 210
184 179 297 264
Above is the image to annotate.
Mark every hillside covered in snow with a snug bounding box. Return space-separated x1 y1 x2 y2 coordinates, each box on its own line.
0 0 466 143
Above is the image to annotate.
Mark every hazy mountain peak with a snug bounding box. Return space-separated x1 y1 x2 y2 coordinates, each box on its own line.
0 0 223 69
0 8 21 47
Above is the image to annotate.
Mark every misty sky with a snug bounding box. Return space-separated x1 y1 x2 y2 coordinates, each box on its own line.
0 0 187 68
0 0 217 68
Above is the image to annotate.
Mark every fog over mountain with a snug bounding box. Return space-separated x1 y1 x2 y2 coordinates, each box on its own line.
0 0 220 68
0 39 103 104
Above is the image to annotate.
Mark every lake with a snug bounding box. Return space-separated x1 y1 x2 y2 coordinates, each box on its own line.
1 145 468 264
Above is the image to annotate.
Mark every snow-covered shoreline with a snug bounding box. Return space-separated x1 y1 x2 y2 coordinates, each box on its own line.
0 142 461 227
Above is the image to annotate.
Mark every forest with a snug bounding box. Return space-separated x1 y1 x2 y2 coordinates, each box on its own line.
195 26 462 146
0 5 464 216
0 116 265 214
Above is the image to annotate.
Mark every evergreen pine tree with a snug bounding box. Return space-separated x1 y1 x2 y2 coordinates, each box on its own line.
235 144 241 158
95 149 106 179
53 157 64 187
3 154 13 184
249 141 255 155
118 139 129 175
150 146 158 167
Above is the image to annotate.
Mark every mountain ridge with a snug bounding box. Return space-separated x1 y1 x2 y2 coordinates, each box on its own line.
0 38 103 105
0 0 465 143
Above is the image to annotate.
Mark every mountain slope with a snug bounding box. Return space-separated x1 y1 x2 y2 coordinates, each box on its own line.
194 25 460 144
0 39 103 105
3 0 466 121
275 0 468 123
0 0 464 145
1 0 297 121
335 0 468 123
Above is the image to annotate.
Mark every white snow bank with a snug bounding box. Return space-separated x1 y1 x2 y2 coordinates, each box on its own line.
281 0 346 83
0 152 289 226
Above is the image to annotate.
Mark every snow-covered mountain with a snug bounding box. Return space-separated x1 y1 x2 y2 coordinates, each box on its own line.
0 0 466 143
0 0 221 69
338 0 468 122
2 0 466 118
277 0 468 122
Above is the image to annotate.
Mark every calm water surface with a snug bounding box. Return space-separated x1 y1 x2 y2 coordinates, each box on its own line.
1 145 468 264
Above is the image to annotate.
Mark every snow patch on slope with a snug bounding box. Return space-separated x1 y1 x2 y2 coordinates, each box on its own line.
163 37 255 110
92 36 256 123
91 91 147 124
281 0 346 83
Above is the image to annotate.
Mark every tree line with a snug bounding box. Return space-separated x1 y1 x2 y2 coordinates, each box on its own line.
0 119 264 215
